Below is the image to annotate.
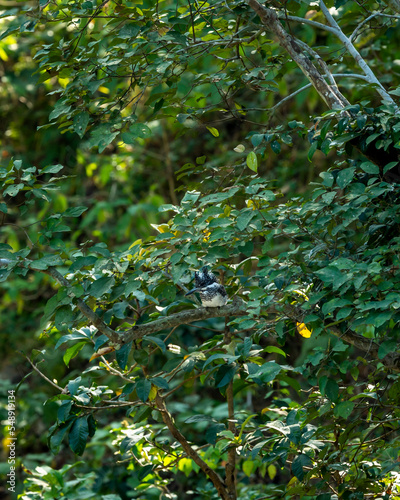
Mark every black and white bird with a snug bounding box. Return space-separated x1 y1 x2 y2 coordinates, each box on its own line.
186 266 228 307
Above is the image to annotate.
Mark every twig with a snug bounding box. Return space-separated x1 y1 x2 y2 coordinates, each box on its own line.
25 355 65 392
155 391 230 500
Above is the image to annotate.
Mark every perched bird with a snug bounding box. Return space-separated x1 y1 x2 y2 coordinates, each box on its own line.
186 266 228 307
194 265 217 288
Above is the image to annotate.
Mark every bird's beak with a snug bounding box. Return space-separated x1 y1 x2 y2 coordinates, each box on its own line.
185 288 200 296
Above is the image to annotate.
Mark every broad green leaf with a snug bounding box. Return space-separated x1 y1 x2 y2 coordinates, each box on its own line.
87 276 115 298
136 378 152 402
3 183 24 197
206 126 219 137
150 377 169 390
378 340 397 359
73 112 90 138
360 161 379 175
69 416 89 455
116 341 132 370
63 206 88 217
184 414 216 423
215 364 236 388
336 167 355 188
42 164 64 174
57 401 73 423
144 335 166 353
334 401 354 419
264 346 286 357
236 210 255 231
49 423 72 454
250 134 264 147
30 255 64 270
292 454 313 480
203 353 239 369
325 379 339 402
248 361 282 383
63 342 86 367
246 151 258 172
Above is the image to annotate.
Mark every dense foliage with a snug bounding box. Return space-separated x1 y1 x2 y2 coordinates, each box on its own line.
2 1 400 499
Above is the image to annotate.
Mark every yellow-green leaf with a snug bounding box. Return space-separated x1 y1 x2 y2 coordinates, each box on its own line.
206 126 219 137
246 151 258 172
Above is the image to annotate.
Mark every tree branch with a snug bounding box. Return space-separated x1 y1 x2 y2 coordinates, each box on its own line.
224 327 237 500
123 296 248 343
319 0 399 109
155 392 230 500
246 0 349 110
4 259 399 370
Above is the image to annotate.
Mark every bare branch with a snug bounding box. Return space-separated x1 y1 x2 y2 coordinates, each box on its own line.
25 355 65 392
155 392 230 500
319 0 399 109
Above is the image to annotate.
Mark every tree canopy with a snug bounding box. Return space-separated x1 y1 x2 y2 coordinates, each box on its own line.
2 1 400 499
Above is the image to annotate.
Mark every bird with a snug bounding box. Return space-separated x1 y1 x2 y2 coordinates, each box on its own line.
186 266 228 307
194 265 217 288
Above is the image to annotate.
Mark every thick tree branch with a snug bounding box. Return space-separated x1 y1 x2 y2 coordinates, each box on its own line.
246 0 349 110
123 296 248 343
4 259 398 369
155 392 230 500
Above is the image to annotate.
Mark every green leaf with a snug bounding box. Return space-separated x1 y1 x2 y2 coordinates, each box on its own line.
63 206 88 217
336 167 355 188
116 341 132 370
63 342 86 367
206 126 219 137
308 141 318 161
50 423 72 454
248 361 282 383
67 376 82 396
136 378 152 402
292 454 313 480
69 256 97 271
325 378 339 403
271 140 281 154
250 134 264 147
69 416 89 455
264 346 286 357
73 112 90 138
87 276 115 298
184 414 216 423
334 401 354 419
203 353 239 369
150 377 169 390
236 210 255 231
55 330 91 350
57 401 73 424
42 164 64 174
3 183 24 197
215 364 236 388
246 151 258 172
143 335 166 353
89 124 119 153
383 161 398 175
30 255 64 270
360 161 379 175
378 340 397 360
55 305 74 331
